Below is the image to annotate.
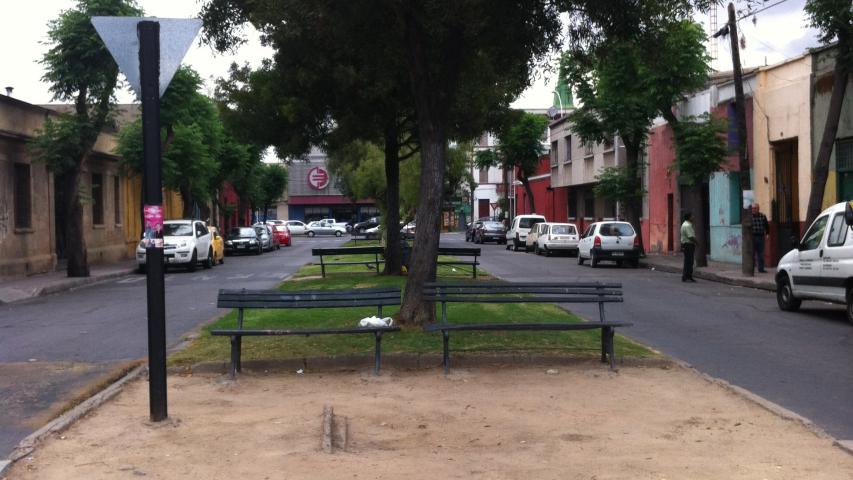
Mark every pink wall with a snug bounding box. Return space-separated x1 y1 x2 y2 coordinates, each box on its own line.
646 123 678 253
513 155 568 222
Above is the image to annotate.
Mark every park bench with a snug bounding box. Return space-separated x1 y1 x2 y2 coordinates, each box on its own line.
312 246 385 277
211 287 401 377
436 247 481 279
422 282 631 373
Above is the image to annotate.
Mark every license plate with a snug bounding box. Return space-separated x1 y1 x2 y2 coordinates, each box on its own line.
611 252 624 257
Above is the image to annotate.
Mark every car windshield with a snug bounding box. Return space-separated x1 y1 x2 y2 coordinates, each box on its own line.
230 228 257 238
254 227 267 235
483 222 503 229
599 223 635 236
518 217 544 229
274 226 288 232
551 225 576 235
163 223 193 236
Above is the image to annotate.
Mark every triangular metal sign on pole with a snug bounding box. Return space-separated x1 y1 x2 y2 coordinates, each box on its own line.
92 16 201 98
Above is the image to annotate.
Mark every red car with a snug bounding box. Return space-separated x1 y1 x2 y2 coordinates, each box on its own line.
271 224 292 246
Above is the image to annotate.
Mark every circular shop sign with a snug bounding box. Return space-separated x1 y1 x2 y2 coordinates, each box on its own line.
307 167 330 190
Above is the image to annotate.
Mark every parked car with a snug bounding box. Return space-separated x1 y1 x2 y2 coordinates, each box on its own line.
136 219 213 272
270 224 292 247
353 216 380 233
465 221 481 242
474 221 507 244
364 225 381 239
401 221 416 239
319 218 350 231
306 220 346 237
531 222 579 256
505 214 546 251
577 221 640 268
225 227 263 255
207 226 226 264
285 220 308 235
776 201 853 324
254 224 279 251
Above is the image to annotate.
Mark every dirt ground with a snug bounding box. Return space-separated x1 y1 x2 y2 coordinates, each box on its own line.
7 362 853 480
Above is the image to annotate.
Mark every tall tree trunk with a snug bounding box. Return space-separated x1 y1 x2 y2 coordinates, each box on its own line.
622 140 645 253
805 52 850 228
181 186 194 219
383 126 403 275
520 175 535 213
62 166 89 277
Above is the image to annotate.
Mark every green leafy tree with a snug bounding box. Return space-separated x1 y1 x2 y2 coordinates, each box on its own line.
201 0 561 324
29 0 142 277
804 0 853 227
118 67 223 219
216 138 262 228
563 17 710 251
255 163 288 221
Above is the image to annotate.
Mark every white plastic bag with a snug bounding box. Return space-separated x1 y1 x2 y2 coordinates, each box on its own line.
358 315 394 327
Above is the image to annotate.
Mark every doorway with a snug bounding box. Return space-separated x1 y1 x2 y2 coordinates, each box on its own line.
478 199 490 219
666 193 674 252
773 140 799 262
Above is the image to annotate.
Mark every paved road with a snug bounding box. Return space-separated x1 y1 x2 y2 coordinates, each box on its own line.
444 233 853 442
0 235 344 457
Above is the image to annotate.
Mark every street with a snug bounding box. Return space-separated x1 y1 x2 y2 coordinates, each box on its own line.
0 235 346 457
2 232 853 458
441 233 853 443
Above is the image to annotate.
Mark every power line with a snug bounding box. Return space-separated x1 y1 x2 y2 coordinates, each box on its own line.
737 0 791 21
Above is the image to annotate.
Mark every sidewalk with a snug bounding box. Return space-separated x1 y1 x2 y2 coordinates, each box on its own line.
0 260 137 304
640 253 776 291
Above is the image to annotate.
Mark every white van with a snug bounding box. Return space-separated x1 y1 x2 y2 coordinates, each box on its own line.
505 214 546 252
776 201 853 324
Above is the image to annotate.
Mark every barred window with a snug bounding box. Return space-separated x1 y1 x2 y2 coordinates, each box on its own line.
92 173 104 225
114 176 121 225
837 139 853 171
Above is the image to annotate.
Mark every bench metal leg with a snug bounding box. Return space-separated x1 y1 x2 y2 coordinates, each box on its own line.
473 261 477 279
442 330 450 375
374 331 383 375
600 327 607 364
320 258 326 278
229 335 242 379
604 326 616 370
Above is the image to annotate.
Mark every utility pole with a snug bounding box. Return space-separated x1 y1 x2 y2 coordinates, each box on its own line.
726 3 754 276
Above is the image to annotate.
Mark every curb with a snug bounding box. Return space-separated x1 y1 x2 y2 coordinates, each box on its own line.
0 268 136 305
674 358 853 457
1 365 146 478
639 260 775 292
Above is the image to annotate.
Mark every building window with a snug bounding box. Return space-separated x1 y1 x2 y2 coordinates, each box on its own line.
568 192 577 218
13 163 31 229
479 168 488 184
728 172 741 224
92 173 104 225
838 138 853 171
550 141 558 167
584 194 595 219
565 136 573 163
584 141 594 157
114 176 121 225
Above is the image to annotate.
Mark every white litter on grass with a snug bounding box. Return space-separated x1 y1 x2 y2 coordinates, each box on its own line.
358 316 393 327
296 369 304 375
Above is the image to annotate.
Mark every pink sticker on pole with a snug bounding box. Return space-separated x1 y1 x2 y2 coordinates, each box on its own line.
143 204 164 248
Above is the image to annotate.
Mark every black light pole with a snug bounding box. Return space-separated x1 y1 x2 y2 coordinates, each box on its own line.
139 20 168 422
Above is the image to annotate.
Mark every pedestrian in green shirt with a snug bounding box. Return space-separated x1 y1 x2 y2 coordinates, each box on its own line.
680 212 696 282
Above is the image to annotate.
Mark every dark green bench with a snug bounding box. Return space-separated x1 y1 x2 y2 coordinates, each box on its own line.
312 246 385 277
211 287 401 377
436 247 481 278
422 282 631 373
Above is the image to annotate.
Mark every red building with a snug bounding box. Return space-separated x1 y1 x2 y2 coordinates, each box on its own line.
217 181 253 231
513 154 568 222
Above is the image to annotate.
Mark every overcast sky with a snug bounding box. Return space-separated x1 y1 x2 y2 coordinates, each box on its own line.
1 0 823 111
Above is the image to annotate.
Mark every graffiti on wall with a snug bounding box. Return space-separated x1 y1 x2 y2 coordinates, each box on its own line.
721 233 742 255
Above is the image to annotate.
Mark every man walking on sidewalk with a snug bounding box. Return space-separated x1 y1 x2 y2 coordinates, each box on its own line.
681 212 696 282
751 203 770 273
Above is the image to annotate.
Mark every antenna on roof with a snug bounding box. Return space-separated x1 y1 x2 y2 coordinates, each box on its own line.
4 87 12 97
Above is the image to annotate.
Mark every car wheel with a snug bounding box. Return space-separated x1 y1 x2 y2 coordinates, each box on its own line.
629 259 639 268
335 231 342 237
534 244 540 255
513 238 520 252
307 231 316 237
577 252 584 265
544 247 551 257
846 287 853 325
776 274 801 311
204 248 214 269
187 250 198 272
220 256 225 264
256 245 262 255
590 251 599 268
276 243 281 250
616 260 623 268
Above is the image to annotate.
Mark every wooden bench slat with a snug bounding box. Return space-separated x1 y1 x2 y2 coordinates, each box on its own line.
424 281 622 288
212 326 400 336
220 299 401 309
312 247 384 255
422 295 622 303
423 322 632 332
424 287 622 295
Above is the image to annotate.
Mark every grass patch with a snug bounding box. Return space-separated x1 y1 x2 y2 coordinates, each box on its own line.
169 266 652 367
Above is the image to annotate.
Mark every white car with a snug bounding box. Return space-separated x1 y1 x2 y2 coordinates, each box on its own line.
306 220 346 237
531 222 579 256
136 219 213 272
577 221 640 268
364 225 381 239
285 220 308 235
506 214 546 252
776 201 853 324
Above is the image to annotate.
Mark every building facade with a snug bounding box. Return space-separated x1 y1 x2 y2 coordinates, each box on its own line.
285 147 378 224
